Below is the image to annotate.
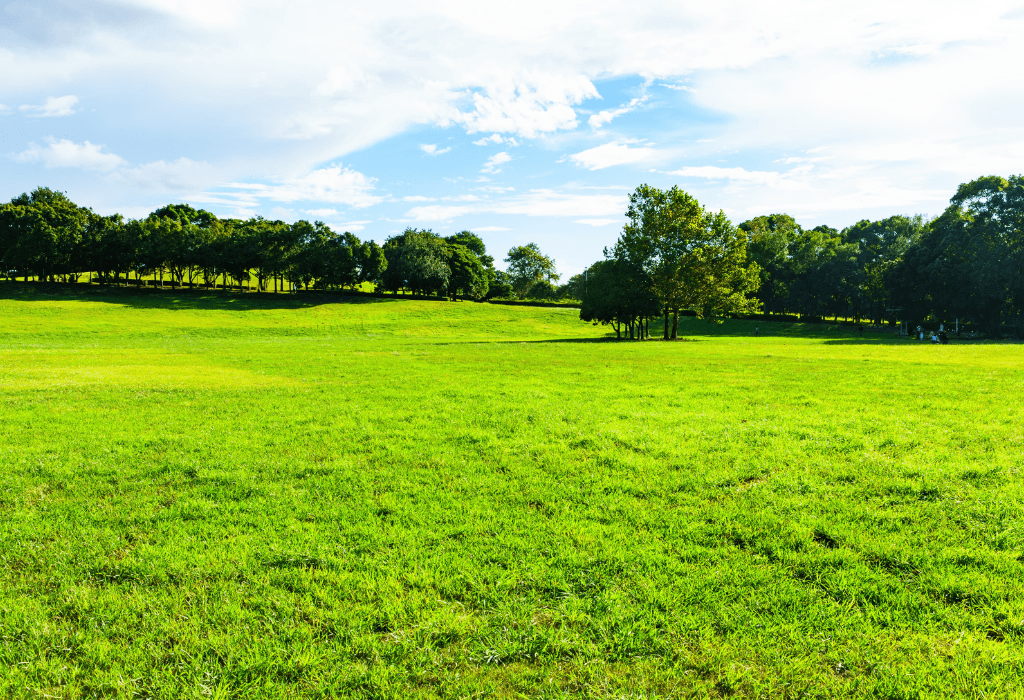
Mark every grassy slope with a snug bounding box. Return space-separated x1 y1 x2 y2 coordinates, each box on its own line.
0 287 1022 698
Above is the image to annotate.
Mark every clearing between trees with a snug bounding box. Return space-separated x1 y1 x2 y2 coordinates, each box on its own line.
0 289 1021 698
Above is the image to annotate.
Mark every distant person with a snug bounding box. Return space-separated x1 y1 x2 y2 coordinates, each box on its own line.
940 331 949 344
754 326 760 337
858 325 864 337
930 332 939 344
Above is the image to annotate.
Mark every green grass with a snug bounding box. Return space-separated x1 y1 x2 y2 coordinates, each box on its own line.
1 286 1022 699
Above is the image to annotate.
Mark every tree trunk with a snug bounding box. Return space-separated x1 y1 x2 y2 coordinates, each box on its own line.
672 309 679 339
663 305 670 340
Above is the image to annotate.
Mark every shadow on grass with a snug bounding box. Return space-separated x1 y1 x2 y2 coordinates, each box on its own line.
0 282 452 312
676 317 906 342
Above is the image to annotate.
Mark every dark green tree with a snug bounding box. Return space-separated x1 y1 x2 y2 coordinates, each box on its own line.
379 228 450 296
504 243 559 298
579 259 661 339
739 214 800 318
614 185 760 339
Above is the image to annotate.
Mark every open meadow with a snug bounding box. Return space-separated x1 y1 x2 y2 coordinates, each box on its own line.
0 286 1022 699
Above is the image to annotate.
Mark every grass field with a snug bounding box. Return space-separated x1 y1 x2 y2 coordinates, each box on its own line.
1 286 1022 699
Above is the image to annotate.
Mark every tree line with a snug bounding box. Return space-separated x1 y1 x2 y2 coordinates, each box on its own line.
0 188 569 301
4 175 1023 336
575 175 1024 338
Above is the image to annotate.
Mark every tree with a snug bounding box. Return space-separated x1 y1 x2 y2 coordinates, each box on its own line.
579 258 660 339
739 214 800 318
485 269 514 299
787 226 860 320
614 184 760 339
89 213 132 284
445 231 492 266
890 176 1024 336
446 243 489 300
379 228 450 296
0 188 91 282
504 243 559 298
841 215 925 323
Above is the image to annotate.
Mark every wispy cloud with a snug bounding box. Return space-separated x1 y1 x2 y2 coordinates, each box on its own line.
588 96 648 129
20 95 79 117
208 165 384 208
480 151 512 174
667 166 786 186
575 218 620 226
420 144 451 156
333 220 373 232
472 133 520 147
404 188 627 222
16 138 125 171
115 158 216 192
453 77 598 138
568 141 658 170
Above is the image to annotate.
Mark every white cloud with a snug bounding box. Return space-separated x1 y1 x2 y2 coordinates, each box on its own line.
402 195 436 202
420 144 451 155
575 218 620 226
20 95 79 117
4 0 1024 235
0 104 10 114
473 225 511 231
667 166 786 186
211 165 383 208
481 151 512 174
568 141 658 170
333 220 373 232
472 133 520 146
304 208 340 216
588 96 648 129
117 158 217 191
404 188 628 221
473 134 504 146
16 138 126 171
452 75 599 138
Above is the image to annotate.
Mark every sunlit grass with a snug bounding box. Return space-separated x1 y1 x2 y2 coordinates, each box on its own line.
0 286 1022 698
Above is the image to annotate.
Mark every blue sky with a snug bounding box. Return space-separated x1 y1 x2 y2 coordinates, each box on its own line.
3 0 1024 276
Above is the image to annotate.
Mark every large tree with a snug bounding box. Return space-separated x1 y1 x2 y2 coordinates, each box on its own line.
579 258 660 339
890 175 1024 336
379 228 450 297
739 213 801 318
0 188 91 282
504 243 559 298
614 185 760 339
841 215 925 324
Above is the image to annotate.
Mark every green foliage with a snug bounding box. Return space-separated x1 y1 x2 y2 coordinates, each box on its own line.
1 289 1023 697
890 175 1024 335
579 258 660 338
380 228 451 296
0 187 92 282
446 243 489 300
614 184 760 337
504 242 559 298
485 269 514 299
739 213 801 316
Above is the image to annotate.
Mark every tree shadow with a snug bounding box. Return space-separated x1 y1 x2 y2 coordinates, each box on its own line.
673 317 904 341
0 283 449 312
